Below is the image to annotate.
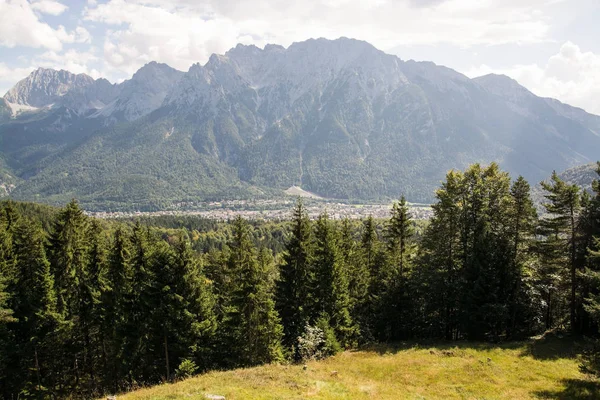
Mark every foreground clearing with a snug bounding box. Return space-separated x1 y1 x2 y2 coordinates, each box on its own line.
116 337 599 399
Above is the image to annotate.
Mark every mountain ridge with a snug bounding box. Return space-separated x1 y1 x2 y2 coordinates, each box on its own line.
1 37 599 210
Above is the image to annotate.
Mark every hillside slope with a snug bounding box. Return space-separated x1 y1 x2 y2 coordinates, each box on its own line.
533 162 599 207
115 338 596 400
3 38 600 208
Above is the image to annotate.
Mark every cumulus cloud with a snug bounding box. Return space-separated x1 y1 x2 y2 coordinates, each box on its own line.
35 49 101 77
83 0 554 77
30 0 68 16
0 63 36 96
466 42 600 115
0 0 86 50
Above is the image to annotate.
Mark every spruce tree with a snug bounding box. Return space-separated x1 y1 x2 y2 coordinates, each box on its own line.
226 216 283 365
151 232 217 380
312 213 355 347
416 169 464 339
539 171 581 331
48 199 90 316
357 216 381 339
581 162 600 373
121 222 156 382
277 199 314 350
379 197 414 340
101 226 131 391
10 219 61 397
507 176 538 336
0 217 14 324
386 197 414 277
340 218 368 341
0 218 15 395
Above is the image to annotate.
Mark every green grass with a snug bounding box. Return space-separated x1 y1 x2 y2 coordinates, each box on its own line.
115 335 600 400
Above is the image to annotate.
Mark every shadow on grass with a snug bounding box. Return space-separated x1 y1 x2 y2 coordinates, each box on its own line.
520 332 584 360
359 339 524 356
359 331 583 361
534 378 600 399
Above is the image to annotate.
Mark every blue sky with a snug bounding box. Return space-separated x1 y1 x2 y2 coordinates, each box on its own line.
1 0 600 114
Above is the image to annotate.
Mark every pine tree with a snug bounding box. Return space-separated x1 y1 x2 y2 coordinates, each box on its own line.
580 162 600 373
0 216 14 324
226 216 283 365
101 226 131 391
357 215 381 340
415 164 518 340
361 216 379 278
378 197 414 340
80 219 105 393
340 219 368 342
121 222 157 382
48 199 90 316
539 171 581 331
0 217 16 395
150 232 217 381
386 197 414 277
172 233 217 368
416 169 464 339
507 176 538 336
312 213 355 347
277 199 314 351
10 219 61 397
461 164 514 340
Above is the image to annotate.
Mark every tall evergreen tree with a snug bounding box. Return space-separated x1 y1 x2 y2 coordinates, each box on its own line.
0 215 14 324
48 199 90 316
121 222 157 382
150 232 217 381
378 197 414 340
0 217 15 396
580 163 600 373
226 217 283 365
340 219 368 341
416 170 464 339
10 219 61 397
277 199 314 351
507 176 539 336
312 213 355 347
100 226 131 390
539 171 581 331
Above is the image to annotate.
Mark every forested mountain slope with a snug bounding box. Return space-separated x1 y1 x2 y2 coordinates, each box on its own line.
2 38 600 209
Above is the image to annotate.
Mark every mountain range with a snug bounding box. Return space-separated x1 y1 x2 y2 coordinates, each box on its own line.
1 37 599 210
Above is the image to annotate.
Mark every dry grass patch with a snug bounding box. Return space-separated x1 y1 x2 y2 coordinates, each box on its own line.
114 337 599 400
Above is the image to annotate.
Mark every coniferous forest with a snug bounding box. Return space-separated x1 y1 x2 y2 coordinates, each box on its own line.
1 162 600 399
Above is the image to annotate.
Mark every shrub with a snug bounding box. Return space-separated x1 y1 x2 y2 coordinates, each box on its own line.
175 359 199 380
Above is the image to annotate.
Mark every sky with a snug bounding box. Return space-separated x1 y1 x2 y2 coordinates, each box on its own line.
1 0 599 114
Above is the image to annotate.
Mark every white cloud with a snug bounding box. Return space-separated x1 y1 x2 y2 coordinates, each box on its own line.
83 0 555 77
30 0 68 16
0 63 36 95
0 0 86 50
56 25 92 45
35 48 101 77
466 41 600 115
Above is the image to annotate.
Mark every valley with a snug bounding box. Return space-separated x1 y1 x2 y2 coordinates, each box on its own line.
88 197 433 221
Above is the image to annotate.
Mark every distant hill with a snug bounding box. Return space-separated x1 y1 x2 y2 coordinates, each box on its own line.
2 38 600 210
533 162 599 208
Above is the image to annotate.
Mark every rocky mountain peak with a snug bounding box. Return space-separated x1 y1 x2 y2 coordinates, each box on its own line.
475 73 534 100
4 68 95 107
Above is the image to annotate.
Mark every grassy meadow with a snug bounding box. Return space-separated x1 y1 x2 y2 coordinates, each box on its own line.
113 334 600 400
